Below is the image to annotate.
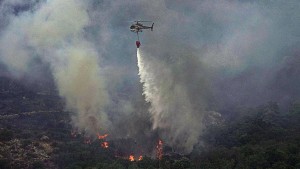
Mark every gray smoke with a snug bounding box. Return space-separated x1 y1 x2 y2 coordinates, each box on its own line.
0 0 299 154
0 0 111 137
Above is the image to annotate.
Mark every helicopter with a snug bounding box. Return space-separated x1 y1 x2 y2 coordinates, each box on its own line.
130 21 154 48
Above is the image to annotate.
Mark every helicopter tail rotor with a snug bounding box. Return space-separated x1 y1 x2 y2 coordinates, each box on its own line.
151 23 154 31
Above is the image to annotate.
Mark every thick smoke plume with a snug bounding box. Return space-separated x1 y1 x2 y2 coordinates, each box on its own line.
0 0 299 154
0 0 110 136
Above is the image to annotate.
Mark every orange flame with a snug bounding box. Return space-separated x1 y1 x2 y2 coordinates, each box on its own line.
97 133 108 140
129 155 135 161
101 142 109 148
156 139 163 160
138 155 143 161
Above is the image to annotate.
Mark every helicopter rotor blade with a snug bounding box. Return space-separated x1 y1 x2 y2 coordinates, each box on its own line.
134 20 152 22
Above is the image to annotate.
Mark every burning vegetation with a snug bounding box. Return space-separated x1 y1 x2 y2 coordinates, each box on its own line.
70 130 164 162
101 141 109 149
97 133 108 140
1 76 299 169
0 0 299 168
129 155 135 161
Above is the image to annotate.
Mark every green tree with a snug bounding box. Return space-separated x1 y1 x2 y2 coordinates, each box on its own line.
0 129 13 141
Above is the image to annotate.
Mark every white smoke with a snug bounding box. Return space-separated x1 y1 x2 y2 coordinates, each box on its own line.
137 49 203 153
0 0 110 136
1 0 298 155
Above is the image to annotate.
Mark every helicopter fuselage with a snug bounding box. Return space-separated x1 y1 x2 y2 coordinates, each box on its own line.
130 22 153 33
130 21 154 48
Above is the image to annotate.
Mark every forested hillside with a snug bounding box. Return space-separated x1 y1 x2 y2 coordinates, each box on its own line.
0 77 299 169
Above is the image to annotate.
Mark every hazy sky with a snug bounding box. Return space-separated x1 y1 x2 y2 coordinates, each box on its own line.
0 0 299 153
